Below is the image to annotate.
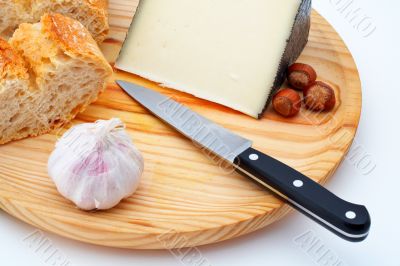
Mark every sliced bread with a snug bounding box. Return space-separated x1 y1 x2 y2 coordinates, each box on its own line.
0 0 109 43
0 13 112 145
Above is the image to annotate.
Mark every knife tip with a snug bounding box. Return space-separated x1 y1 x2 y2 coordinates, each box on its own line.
115 80 126 87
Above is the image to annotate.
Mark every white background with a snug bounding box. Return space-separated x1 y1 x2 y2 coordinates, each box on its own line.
1 1 399 265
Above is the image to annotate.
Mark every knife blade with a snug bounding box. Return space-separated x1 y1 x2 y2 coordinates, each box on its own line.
116 80 371 242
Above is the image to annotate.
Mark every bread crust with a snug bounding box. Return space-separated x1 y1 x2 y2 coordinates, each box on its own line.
42 13 111 69
0 13 112 145
0 0 109 43
0 39 28 80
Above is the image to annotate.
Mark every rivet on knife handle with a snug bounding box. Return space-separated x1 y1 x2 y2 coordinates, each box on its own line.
116 80 371 242
234 147 371 242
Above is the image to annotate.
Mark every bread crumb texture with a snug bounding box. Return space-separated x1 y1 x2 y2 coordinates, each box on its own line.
0 0 109 43
0 13 112 144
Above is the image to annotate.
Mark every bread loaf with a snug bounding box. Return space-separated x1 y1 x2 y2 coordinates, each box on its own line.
0 0 109 43
0 13 112 145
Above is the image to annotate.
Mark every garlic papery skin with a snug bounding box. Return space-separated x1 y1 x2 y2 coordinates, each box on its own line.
48 118 144 211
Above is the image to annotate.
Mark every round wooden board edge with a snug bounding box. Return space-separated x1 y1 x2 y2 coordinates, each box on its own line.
0 10 362 249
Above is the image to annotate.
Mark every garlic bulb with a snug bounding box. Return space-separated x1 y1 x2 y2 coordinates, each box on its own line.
48 118 144 210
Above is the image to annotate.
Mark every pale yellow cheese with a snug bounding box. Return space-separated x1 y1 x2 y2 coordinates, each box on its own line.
116 0 306 118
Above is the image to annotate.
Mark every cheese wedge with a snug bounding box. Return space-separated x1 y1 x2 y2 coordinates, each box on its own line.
116 0 311 118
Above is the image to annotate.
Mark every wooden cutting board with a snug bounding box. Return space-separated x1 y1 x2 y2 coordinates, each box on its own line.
0 1 362 249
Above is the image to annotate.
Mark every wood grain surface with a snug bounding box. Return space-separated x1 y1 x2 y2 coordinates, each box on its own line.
0 1 362 249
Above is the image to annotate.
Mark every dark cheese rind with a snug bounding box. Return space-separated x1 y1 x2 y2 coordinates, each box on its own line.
259 0 312 118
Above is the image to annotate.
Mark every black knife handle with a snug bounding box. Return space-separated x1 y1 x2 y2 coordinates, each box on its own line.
234 147 371 242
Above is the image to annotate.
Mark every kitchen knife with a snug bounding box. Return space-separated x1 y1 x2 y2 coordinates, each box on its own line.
116 80 371 242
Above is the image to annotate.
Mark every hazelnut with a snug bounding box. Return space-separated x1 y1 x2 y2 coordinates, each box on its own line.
303 81 336 112
272 89 301 117
287 63 317 90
